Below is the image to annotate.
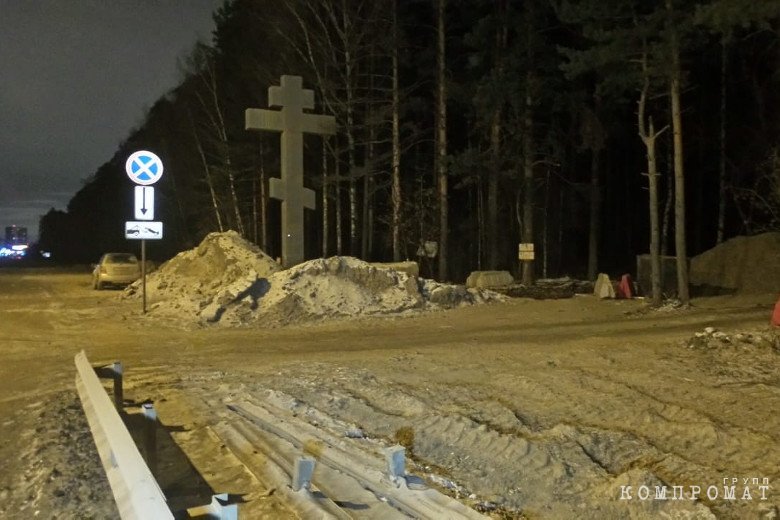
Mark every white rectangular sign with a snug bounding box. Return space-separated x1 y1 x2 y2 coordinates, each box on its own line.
134 186 154 220
125 221 163 240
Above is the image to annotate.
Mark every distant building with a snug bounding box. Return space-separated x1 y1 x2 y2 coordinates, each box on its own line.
2 226 29 257
5 225 28 246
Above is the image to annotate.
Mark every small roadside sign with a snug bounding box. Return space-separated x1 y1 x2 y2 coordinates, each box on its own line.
134 186 154 220
125 221 163 240
518 242 535 261
125 150 165 315
126 150 164 185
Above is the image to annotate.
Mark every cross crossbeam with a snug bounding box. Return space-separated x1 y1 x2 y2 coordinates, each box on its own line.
245 75 336 267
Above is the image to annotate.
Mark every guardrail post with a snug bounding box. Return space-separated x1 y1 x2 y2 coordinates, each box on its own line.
94 361 123 410
385 445 406 480
142 403 158 477
292 456 316 492
78 352 240 519
184 493 240 519
209 493 239 520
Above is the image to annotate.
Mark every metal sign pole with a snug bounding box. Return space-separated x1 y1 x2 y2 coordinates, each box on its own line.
125 150 163 314
141 239 147 314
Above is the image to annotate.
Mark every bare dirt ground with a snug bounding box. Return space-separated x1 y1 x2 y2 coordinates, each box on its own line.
0 267 778 519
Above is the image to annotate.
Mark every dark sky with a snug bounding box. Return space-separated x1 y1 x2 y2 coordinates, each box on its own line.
0 0 222 240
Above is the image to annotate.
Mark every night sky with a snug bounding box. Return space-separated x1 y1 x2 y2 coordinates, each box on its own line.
0 0 221 239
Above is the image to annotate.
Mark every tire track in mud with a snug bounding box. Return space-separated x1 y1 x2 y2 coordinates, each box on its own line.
126 361 775 519
557 369 780 475
485 367 779 519
257 364 716 519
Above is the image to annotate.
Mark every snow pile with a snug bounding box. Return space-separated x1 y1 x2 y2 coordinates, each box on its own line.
690 232 780 294
124 230 281 317
683 326 780 351
126 231 503 326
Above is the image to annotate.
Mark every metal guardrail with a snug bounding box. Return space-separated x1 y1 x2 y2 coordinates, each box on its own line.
75 350 173 519
227 399 486 519
75 350 237 520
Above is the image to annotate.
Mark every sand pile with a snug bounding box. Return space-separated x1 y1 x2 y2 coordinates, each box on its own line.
126 231 502 326
690 232 780 294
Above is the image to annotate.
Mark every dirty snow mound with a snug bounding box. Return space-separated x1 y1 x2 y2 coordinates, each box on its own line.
126 231 502 326
124 230 280 316
683 326 780 352
690 232 780 294
213 256 503 327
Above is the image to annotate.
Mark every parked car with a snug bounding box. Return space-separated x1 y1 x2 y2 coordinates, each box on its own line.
92 253 141 289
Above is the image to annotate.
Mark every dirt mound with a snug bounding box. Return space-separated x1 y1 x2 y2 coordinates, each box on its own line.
126 232 502 327
690 232 780 294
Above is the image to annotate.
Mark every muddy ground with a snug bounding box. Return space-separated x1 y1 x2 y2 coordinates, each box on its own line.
0 267 778 519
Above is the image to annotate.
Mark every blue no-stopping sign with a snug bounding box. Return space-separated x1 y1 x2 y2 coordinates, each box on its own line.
125 150 164 185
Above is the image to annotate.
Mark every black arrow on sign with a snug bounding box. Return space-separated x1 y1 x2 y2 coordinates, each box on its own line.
141 187 148 215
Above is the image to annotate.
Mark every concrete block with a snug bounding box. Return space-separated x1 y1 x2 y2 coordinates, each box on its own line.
594 273 615 299
465 270 514 289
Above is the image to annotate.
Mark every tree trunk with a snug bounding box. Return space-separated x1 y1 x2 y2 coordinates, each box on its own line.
259 141 267 252
487 1 507 270
335 145 343 255
586 93 603 280
252 176 258 244
520 81 535 285
520 5 535 285
587 147 601 280
342 1 358 255
638 48 666 307
717 35 728 244
543 167 550 279
362 48 376 260
477 182 484 270
322 139 329 257
190 113 224 232
193 49 243 235
436 0 448 281
667 0 690 304
347 129 357 255
646 120 663 307
558 187 564 275
362 140 374 259
391 0 402 261
488 109 500 270
661 166 673 256
208 66 244 237
225 158 243 236
361 178 369 261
